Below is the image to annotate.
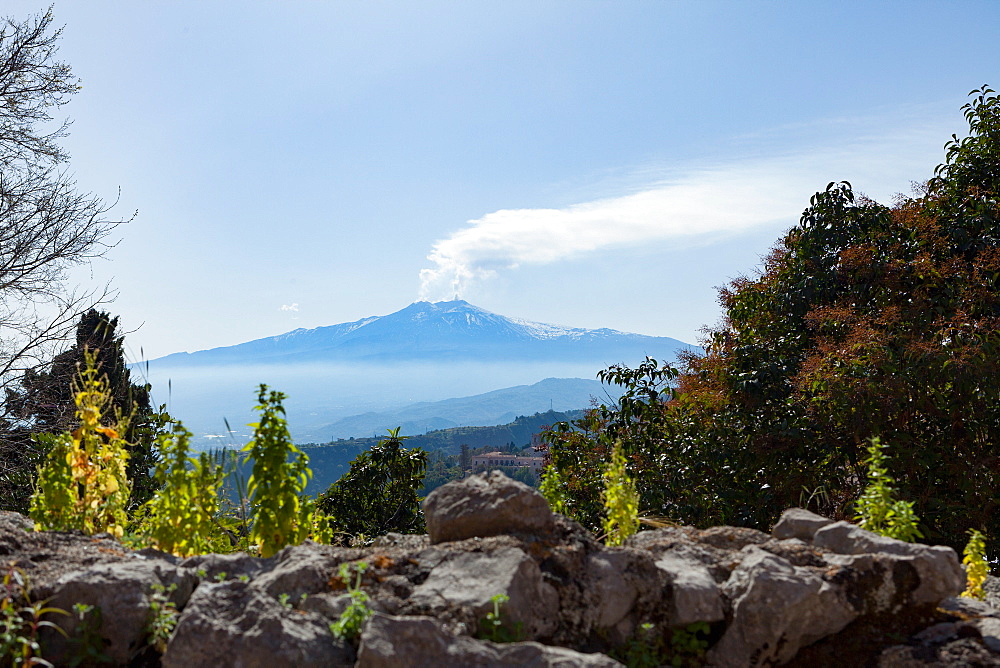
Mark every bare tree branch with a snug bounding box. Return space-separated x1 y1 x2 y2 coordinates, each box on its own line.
0 6 130 399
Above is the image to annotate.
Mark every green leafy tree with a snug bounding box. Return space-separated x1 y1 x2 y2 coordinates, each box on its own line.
316 428 427 542
241 385 314 557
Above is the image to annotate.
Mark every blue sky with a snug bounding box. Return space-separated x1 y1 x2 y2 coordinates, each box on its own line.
8 1 999 359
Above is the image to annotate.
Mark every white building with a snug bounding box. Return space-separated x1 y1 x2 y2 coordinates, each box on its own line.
470 451 544 472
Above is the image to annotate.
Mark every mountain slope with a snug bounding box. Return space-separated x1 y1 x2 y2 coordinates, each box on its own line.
320 377 608 439
149 300 691 367
138 300 693 444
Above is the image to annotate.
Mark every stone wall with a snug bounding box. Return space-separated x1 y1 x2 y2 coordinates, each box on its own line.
1 471 998 666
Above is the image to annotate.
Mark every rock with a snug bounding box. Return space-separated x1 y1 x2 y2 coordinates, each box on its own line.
708 547 857 667
985 575 1000 610
357 613 624 668
772 507 835 541
408 545 559 638
0 483 996 667
180 550 269 583
41 559 198 664
422 470 555 544
813 522 964 605
162 581 353 667
653 551 725 625
939 594 999 619
251 542 348 600
879 638 1000 666
977 617 1000 653
586 552 639 630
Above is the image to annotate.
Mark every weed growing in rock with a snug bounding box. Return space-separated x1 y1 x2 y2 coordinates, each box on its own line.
854 438 922 542
610 621 710 668
0 565 67 667
477 593 523 643
329 561 372 642
66 603 110 666
611 622 664 668
669 622 710 667
602 440 639 547
962 529 989 600
242 385 315 558
30 350 132 538
145 583 178 654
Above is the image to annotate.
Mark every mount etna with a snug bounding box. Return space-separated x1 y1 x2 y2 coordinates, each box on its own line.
138 300 693 446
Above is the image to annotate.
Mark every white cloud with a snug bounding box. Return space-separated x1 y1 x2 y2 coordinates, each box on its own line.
418 116 952 300
280 303 299 312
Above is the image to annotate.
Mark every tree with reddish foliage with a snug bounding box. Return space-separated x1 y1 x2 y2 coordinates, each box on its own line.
544 87 1000 549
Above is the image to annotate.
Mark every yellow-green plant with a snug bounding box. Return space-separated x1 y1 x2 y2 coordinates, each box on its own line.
854 437 922 543
137 423 224 557
29 350 131 538
962 529 989 600
602 440 639 547
242 385 314 557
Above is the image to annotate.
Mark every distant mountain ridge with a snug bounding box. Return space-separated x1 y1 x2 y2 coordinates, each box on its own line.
149 300 691 367
320 377 608 440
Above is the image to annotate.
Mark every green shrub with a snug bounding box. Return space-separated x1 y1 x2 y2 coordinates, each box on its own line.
242 385 315 557
476 593 523 643
0 565 68 667
329 562 372 641
137 423 224 557
854 438 922 542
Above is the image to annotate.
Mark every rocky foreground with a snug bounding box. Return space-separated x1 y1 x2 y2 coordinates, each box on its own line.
2 471 999 666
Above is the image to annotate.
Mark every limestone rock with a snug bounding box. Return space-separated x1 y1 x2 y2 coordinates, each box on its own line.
162 580 353 667
43 559 197 664
251 542 348 600
422 470 555 544
0 487 995 667
813 521 964 605
772 507 835 541
586 552 639 630
408 545 559 638
653 551 724 625
357 613 624 668
708 547 857 666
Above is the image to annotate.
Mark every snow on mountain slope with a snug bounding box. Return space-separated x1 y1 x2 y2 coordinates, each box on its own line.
149 300 690 367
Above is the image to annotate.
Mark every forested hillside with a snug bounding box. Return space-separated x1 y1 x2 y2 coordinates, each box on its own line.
298 409 582 496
